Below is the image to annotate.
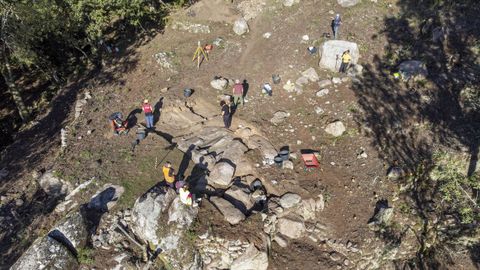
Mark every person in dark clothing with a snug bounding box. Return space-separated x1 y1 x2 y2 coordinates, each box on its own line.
221 100 231 129
332 14 342 39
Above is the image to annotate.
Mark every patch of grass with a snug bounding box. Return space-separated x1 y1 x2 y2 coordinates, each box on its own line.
77 247 94 265
347 103 359 113
119 149 134 163
79 150 93 160
397 201 411 214
118 176 158 208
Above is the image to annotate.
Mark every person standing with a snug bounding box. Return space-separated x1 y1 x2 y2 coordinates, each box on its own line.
142 99 154 129
332 14 342 39
162 161 176 188
221 100 231 129
340 50 351 73
232 79 244 107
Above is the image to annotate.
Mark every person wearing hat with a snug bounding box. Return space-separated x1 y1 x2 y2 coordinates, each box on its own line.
232 79 244 107
340 50 351 73
332 14 342 39
162 161 176 188
142 99 154 129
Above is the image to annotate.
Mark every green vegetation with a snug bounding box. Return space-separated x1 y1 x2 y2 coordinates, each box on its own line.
0 0 182 124
77 247 94 265
429 152 480 224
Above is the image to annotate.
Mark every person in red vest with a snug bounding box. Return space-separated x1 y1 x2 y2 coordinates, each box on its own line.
142 99 154 129
232 79 244 107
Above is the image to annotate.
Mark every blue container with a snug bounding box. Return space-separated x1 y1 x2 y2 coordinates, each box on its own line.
184 88 193 97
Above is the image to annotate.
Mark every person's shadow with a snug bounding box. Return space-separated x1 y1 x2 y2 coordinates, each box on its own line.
178 144 195 179
186 156 210 193
153 97 164 125
242 79 249 100
126 108 141 128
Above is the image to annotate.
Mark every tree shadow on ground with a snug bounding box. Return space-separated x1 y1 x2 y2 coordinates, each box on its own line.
0 19 167 268
352 0 480 268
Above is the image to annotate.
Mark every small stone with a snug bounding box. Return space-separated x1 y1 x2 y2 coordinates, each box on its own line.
332 77 342 84
302 35 309 41
297 140 302 145
316 89 329 97
160 87 169 93
314 106 325 115
86 130 93 135
15 199 24 206
318 79 332 88
282 160 294 170
325 121 346 137
357 150 368 159
263 32 272 39
274 234 288 247
329 252 341 261
233 18 249 35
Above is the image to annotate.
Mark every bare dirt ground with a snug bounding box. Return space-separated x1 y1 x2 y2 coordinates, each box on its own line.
1 0 479 269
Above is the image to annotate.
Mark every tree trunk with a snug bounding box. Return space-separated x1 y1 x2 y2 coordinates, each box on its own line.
1 55 29 122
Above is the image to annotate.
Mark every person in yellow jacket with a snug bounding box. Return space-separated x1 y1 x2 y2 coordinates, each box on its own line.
339 50 351 73
162 161 176 188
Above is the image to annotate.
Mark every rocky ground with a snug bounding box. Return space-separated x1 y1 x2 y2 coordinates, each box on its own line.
1 0 479 269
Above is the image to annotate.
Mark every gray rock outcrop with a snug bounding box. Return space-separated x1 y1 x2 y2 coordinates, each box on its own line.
230 244 268 270
277 216 306 239
319 40 359 71
131 186 201 270
209 162 235 187
211 196 246 225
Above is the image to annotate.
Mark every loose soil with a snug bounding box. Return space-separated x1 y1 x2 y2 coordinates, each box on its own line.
0 0 478 269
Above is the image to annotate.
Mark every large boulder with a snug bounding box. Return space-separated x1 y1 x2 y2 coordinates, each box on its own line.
209 162 235 187
210 196 246 225
168 197 198 227
270 111 290 125
301 67 319 82
131 186 201 270
243 134 277 163
233 18 249 35
160 102 205 130
38 171 72 198
230 244 268 270
210 77 229 90
398 60 428 80
319 40 359 71
324 121 346 137
224 185 254 214
11 234 78 270
219 140 249 165
12 184 123 270
131 187 177 245
277 216 306 239
279 193 302 209
337 0 361 7
87 184 124 213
